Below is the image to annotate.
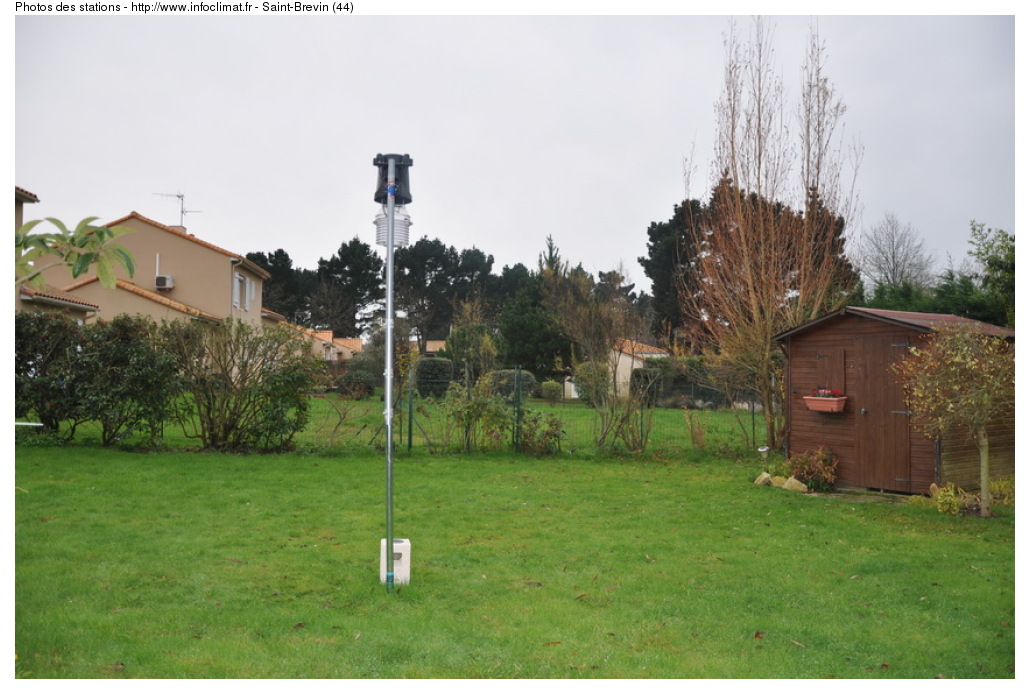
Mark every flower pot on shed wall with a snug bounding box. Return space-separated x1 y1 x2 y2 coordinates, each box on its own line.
803 396 847 413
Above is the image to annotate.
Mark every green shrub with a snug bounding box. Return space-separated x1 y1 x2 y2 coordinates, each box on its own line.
77 315 180 446
484 369 537 402
914 481 1011 516
517 409 564 455
417 358 454 398
990 477 1015 507
787 446 838 492
540 380 563 404
443 380 510 452
572 361 610 408
933 483 972 515
14 311 87 437
15 312 179 444
334 359 379 399
161 319 323 452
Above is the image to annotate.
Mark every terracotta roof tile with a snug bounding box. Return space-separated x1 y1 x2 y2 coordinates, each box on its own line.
15 186 40 203
19 284 98 310
614 338 669 357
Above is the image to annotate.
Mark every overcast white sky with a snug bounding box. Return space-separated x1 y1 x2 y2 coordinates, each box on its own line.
13 7 1017 296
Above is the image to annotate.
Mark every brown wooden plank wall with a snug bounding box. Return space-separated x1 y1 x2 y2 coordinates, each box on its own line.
939 411 1016 490
783 320 859 485
783 315 933 491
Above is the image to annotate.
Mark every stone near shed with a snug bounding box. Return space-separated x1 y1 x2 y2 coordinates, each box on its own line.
770 476 788 488
784 476 809 492
754 472 772 486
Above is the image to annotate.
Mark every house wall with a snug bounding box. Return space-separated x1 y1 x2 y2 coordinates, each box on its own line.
611 350 644 396
40 214 265 325
55 282 213 324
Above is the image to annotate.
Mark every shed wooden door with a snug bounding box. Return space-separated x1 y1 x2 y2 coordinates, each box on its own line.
855 336 912 492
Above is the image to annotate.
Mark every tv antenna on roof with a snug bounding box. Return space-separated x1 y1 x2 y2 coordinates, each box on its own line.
153 192 202 226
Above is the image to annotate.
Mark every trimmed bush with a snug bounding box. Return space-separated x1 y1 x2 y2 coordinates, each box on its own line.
78 315 179 446
540 380 563 404
484 369 537 402
417 358 454 398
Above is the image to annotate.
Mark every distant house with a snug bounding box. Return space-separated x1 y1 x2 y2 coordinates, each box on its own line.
17 195 359 366
612 338 669 396
565 338 670 399
304 329 360 363
773 306 1014 494
424 340 447 357
36 211 269 326
263 309 363 363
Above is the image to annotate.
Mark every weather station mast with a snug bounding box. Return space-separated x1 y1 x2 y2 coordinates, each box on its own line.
373 153 413 594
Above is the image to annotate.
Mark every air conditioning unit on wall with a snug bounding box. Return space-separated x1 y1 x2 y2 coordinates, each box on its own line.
155 275 175 290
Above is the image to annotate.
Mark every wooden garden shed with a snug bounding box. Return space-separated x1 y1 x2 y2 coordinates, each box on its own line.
773 307 1015 494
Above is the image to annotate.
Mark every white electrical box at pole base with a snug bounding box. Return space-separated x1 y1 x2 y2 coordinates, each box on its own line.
380 538 411 585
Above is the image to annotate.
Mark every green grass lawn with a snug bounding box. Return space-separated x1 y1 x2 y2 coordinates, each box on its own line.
14 440 1014 678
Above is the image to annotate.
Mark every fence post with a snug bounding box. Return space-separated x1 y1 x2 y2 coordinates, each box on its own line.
463 360 472 454
514 366 523 453
407 363 415 452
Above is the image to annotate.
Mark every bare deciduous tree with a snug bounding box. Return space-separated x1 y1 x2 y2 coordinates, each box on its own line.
853 212 937 289
681 18 860 447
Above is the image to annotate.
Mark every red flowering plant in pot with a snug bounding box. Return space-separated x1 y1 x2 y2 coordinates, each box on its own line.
803 388 847 413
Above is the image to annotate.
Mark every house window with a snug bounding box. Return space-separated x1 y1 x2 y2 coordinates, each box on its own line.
233 273 253 311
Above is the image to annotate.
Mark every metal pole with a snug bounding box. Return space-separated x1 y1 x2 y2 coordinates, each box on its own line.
383 156 397 593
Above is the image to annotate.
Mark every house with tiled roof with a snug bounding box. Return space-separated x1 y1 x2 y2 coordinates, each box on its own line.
612 338 669 396
563 338 670 399
36 210 269 326
19 195 357 363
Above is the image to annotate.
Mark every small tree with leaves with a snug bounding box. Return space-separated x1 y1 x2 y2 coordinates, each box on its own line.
893 324 1014 517
16 217 135 289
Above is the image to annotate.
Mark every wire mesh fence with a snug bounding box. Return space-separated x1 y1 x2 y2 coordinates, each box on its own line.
305 367 763 456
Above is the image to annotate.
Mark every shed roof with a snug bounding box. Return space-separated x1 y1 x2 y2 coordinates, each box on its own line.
773 306 1014 342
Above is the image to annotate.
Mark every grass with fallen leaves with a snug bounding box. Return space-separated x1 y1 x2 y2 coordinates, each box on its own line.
15 444 1014 678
